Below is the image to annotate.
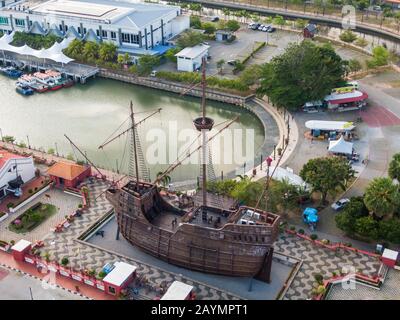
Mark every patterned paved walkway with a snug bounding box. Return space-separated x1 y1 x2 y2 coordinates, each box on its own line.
42 179 240 300
275 234 381 300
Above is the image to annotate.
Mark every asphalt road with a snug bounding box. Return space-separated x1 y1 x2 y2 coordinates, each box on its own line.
0 266 87 300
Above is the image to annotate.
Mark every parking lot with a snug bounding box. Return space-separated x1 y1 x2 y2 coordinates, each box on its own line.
157 24 370 77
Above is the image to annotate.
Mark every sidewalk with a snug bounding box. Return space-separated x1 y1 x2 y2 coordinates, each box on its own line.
245 97 299 180
0 250 115 300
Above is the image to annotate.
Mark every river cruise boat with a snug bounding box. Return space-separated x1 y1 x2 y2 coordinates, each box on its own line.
33 72 63 91
18 74 48 93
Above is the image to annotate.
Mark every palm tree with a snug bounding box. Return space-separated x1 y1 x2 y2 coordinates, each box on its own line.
364 177 400 219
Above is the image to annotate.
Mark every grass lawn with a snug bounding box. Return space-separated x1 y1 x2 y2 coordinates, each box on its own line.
9 202 57 234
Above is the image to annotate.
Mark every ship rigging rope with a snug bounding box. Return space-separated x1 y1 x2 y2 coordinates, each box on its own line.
99 116 131 150
158 118 233 181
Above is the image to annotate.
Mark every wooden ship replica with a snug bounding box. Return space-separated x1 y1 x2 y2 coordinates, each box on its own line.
103 58 280 282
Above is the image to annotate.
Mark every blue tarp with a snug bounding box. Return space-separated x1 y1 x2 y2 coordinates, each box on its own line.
303 207 319 223
152 45 174 55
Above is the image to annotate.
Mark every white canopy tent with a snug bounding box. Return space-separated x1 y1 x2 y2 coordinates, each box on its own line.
0 35 74 64
270 166 311 191
328 136 353 155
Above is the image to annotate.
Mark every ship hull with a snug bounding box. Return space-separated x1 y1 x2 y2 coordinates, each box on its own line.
107 182 279 280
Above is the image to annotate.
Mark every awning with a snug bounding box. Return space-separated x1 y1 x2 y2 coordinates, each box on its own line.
328 136 353 155
305 120 355 131
0 38 74 64
326 91 368 105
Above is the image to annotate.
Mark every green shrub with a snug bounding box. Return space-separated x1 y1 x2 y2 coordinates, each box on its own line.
339 30 357 43
310 234 318 240
298 229 305 234
289 226 296 231
314 273 323 284
98 270 107 279
61 257 69 266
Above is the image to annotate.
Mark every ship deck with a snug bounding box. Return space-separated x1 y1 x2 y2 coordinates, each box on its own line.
152 208 230 232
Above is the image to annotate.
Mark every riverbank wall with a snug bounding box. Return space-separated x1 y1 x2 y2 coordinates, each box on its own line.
98 69 254 106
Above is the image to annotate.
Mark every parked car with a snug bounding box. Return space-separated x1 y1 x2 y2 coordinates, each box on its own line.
150 70 157 77
267 27 276 33
248 22 256 29
227 60 237 66
251 23 260 30
262 26 270 32
258 24 265 31
331 198 350 211
210 16 219 22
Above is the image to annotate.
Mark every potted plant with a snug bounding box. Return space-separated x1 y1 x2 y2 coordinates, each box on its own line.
61 257 69 267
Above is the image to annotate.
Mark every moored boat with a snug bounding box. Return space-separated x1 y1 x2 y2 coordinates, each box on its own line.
18 74 48 93
2 66 23 78
16 84 34 96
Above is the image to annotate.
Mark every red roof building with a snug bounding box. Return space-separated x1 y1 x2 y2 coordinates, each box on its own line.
47 162 91 189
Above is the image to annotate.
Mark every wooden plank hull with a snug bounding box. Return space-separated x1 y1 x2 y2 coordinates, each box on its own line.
107 182 279 279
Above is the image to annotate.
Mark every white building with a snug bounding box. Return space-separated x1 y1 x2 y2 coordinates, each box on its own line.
0 149 35 199
0 0 189 56
175 43 209 72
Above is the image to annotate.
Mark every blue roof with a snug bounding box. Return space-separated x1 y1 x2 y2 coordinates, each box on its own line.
153 45 174 55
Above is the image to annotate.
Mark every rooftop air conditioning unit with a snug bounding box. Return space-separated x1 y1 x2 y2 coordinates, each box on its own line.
239 219 248 225
253 213 260 220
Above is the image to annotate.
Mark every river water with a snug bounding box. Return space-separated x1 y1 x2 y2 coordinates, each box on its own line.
0 76 265 183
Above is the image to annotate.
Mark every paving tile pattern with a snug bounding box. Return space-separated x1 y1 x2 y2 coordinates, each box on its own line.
275 235 381 300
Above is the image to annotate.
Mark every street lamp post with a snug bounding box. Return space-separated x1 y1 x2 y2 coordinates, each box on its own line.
26 135 31 149
55 142 59 156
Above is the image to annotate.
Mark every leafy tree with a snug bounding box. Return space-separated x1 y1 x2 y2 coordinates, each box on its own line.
238 64 263 86
389 153 400 181
231 180 264 207
17 141 27 148
364 177 400 219
257 41 346 111
64 39 84 59
138 54 160 75
165 47 180 63
189 3 202 14
367 46 389 68
273 15 285 29
379 219 400 243
225 20 240 32
2 135 15 143
117 53 130 65
295 19 309 29
47 148 55 155
190 16 202 29
354 216 379 239
216 59 225 74
177 30 204 48
268 178 304 215
98 42 117 62
202 22 216 34
83 41 99 61
300 157 354 203
339 30 358 43
335 196 369 234
347 59 362 73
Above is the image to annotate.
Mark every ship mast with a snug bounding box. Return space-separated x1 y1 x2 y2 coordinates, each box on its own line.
193 56 214 221
130 101 140 190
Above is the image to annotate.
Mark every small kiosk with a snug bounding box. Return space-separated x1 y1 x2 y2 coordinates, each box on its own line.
381 249 399 268
11 239 32 261
102 261 137 296
161 281 195 300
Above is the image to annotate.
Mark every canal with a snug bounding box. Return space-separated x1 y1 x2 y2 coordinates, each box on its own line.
0 76 266 183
